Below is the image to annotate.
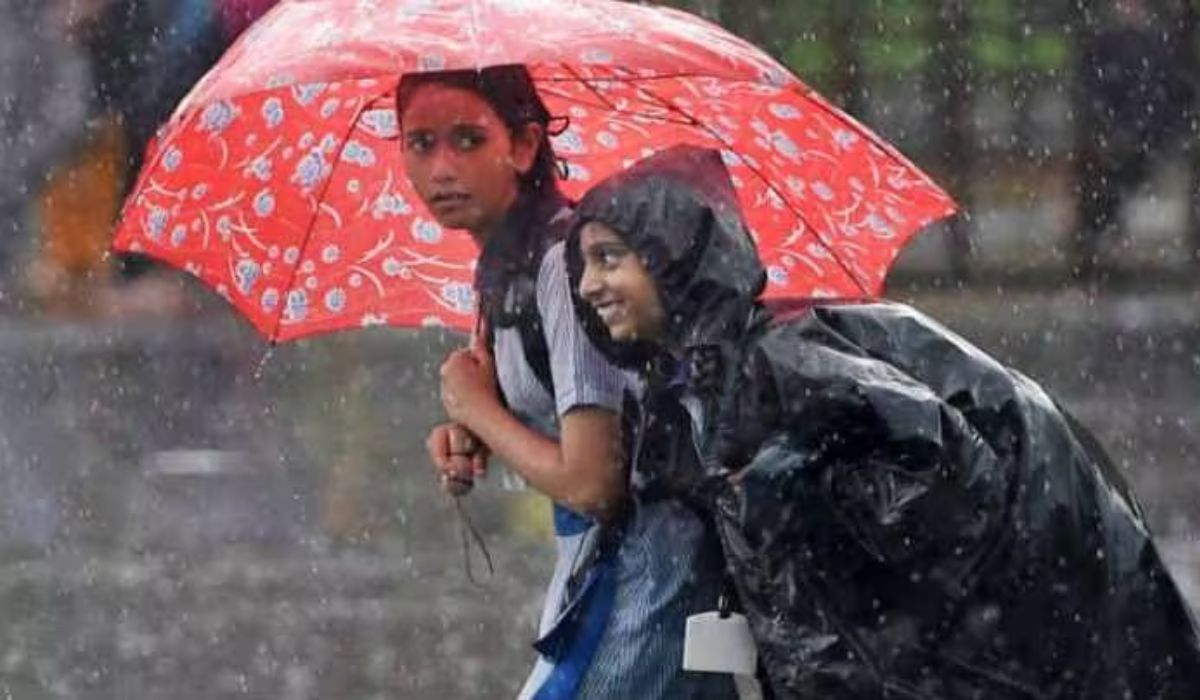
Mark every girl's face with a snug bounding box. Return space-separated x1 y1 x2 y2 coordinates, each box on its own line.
400 83 541 236
577 222 666 343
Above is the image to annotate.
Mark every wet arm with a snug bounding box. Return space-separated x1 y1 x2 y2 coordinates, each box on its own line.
455 400 626 522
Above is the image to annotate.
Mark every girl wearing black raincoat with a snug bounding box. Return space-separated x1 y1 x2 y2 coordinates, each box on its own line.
565 144 1200 699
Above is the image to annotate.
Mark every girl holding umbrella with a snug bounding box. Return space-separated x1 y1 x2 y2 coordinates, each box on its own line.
399 66 735 698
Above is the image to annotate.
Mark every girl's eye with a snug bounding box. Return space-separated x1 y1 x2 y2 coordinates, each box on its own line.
591 244 630 269
451 128 487 151
404 132 435 154
601 250 625 267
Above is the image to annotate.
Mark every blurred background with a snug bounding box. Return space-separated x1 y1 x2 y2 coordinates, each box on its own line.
0 1 1197 698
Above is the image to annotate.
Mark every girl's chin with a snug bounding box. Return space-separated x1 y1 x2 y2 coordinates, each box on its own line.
608 324 658 344
606 326 630 341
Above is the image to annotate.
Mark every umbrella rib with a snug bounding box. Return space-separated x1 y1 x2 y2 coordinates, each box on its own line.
635 83 871 296
266 100 371 343
555 63 699 126
467 0 483 69
559 62 621 112
539 68 696 127
536 69 791 89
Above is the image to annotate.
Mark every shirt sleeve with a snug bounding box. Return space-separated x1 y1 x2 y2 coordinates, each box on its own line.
536 241 629 417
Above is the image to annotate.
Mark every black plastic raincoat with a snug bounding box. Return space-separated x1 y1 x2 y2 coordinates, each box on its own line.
566 145 1200 699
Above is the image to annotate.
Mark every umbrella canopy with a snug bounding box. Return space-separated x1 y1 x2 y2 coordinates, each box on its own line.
113 0 956 341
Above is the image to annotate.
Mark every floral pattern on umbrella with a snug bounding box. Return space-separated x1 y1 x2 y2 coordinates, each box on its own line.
115 0 956 340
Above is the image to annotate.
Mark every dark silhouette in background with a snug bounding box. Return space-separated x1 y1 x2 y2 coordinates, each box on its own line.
1073 0 1196 282
19 0 278 317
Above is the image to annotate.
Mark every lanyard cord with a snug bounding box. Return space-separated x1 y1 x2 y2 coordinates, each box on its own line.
453 493 495 586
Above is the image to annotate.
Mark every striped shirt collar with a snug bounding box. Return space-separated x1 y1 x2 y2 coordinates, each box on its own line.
474 187 572 302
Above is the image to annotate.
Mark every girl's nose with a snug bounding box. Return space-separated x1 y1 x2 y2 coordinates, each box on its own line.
429 147 457 182
578 263 603 301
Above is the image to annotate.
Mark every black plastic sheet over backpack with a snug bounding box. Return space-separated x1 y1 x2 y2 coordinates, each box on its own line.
702 302 1200 699
565 145 1200 699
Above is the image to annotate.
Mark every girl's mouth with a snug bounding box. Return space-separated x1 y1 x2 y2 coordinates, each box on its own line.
430 192 471 209
593 300 626 326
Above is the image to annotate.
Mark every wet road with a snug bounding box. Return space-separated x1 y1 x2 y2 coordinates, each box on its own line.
0 285 1197 699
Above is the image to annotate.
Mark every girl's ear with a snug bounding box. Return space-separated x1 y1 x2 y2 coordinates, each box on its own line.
510 122 544 176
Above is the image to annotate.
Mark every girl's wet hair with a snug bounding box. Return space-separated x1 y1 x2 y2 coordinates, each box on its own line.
396 64 563 193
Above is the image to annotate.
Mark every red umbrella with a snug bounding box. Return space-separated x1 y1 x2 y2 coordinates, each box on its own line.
113 0 956 341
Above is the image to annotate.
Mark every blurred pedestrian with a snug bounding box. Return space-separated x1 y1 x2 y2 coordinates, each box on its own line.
26 0 127 315
1174 0 1200 266
29 0 235 317
1073 0 1194 282
0 0 90 308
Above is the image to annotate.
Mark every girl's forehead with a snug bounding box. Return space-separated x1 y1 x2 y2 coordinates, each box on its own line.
400 84 500 127
580 221 622 244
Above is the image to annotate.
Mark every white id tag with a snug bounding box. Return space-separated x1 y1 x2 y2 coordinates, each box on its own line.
682 611 758 676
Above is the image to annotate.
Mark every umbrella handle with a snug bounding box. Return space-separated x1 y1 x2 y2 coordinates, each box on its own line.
471 315 492 355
